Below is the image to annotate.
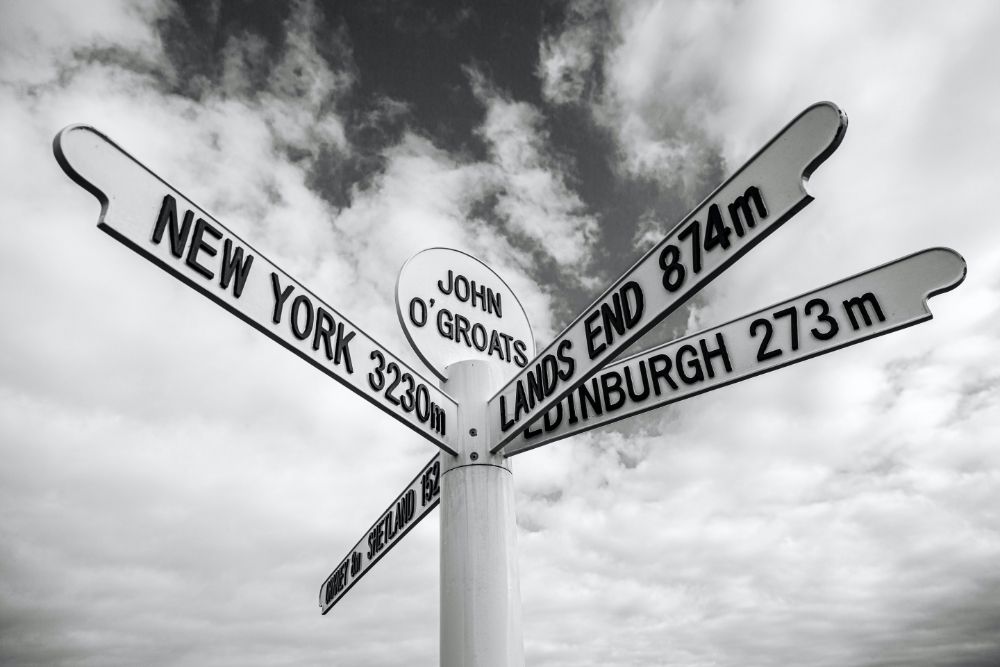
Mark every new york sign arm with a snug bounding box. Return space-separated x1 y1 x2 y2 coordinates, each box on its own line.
54 125 457 454
489 102 848 452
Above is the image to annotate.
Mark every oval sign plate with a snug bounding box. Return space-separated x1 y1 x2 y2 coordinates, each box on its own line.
396 248 535 381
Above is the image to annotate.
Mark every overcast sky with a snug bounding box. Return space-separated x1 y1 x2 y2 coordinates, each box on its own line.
2 1 999 665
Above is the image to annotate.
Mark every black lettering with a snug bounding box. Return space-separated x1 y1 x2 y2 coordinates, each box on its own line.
454 314 472 347
578 378 603 420
750 318 781 362
587 282 645 360
624 361 650 402
290 294 314 340
566 391 579 425
270 272 294 324
415 385 430 422
541 355 559 394
526 364 545 408
602 294 626 341
556 339 575 381
151 194 192 258
500 332 514 360
385 363 402 405
512 339 528 367
409 297 427 327
676 344 704 385
470 281 487 312
621 281 644 328
454 275 470 302
437 308 453 339
471 323 488 351
601 372 626 411
487 330 506 360
524 416 543 440
489 290 502 317
648 353 678 395
404 489 416 521
513 382 530 422
385 509 397 540
542 403 562 432
699 333 732 378
500 394 516 432
185 217 222 280
773 306 800 351
806 298 839 341
219 239 254 298
333 322 355 373
313 307 335 360
843 292 886 330
437 269 454 295
728 185 768 235
585 310 605 358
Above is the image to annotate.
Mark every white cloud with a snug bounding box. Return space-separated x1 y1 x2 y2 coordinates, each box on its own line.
537 0 604 105
519 1 1000 664
469 68 600 274
2 0 999 665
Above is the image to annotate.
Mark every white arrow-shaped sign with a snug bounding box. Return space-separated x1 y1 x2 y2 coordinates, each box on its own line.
320 454 442 613
489 102 848 452
54 125 457 453
501 247 967 456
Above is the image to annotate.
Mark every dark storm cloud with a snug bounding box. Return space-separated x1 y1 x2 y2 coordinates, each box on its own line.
138 0 719 328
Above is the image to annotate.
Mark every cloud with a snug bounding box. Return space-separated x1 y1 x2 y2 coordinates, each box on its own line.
537 0 607 105
538 0 723 201
468 67 600 276
519 1 1000 664
2 1 999 665
0 1 600 662
0 2 445 665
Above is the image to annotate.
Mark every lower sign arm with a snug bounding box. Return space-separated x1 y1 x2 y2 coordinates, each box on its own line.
319 454 441 613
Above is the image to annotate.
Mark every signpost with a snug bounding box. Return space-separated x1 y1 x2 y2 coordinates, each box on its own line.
54 125 457 454
501 248 967 456
487 102 848 452
55 101 969 667
320 454 442 613
396 248 535 381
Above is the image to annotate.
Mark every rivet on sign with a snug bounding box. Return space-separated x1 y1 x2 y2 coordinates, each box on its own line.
469 428 478 437
470 452 479 461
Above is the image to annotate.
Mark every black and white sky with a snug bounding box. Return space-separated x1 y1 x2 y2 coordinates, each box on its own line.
2 1 1000 665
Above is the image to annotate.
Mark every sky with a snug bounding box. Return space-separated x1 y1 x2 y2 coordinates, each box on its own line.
1 0 999 665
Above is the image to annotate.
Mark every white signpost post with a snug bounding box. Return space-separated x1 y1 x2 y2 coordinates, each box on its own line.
55 101 969 667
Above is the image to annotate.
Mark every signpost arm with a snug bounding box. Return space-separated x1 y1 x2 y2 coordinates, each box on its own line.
501 247 967 456
53 125 457 453
319 454 443 613
440 360 524 667
488 102 848 452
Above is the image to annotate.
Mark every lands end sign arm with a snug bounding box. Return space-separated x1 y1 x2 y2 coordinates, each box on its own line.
489 102 849 452
501 248 967 456
54 125 457 454
320 454 442 613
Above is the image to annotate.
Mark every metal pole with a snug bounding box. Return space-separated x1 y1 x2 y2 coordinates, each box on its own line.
440 360 524 667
